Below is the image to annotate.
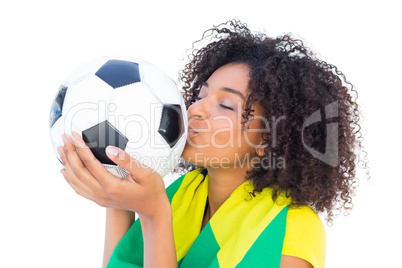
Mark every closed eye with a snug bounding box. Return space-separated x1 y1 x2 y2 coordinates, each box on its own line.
220 104 234 110
195 96 234 111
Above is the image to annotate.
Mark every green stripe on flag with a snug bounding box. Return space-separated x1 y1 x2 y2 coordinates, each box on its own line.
235 206 288 267
166 173 186 203
179 222 221 267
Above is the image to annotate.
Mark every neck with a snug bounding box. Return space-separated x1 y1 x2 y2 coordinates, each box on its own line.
206 166 249 216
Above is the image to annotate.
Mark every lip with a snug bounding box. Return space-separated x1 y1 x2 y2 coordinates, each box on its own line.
187 126 198 138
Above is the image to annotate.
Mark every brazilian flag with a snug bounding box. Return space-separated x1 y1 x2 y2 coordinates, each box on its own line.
108 168 290 268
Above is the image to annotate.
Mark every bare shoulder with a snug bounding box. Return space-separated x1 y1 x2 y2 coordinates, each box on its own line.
281 255 314 268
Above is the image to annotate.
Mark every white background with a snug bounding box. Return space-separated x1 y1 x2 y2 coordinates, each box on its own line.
0 0 400 267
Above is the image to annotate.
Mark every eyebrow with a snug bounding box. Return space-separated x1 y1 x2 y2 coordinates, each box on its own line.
203 82 245 100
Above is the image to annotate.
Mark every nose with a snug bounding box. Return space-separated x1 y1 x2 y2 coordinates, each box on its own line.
187 98 208 120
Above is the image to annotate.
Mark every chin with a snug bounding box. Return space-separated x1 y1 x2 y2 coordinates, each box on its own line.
180 143 194 162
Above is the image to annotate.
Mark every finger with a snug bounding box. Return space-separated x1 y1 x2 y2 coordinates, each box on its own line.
105 146 155 183
58 146 100 200
59 146 119 208
63 134 85 170
70 132 118 184
63 134 103 191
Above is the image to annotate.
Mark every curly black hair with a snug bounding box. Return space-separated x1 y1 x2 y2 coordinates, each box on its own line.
176 19 370 221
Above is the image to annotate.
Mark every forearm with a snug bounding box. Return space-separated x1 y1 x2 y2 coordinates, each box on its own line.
140 203 177 268
102 208 135 268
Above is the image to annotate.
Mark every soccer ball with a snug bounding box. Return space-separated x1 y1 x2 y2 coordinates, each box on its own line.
49 56 188 178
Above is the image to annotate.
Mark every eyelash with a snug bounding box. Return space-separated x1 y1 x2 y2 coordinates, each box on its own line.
194 97 234 111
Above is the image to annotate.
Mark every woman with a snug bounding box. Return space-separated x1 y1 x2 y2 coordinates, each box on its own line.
58 20 368 268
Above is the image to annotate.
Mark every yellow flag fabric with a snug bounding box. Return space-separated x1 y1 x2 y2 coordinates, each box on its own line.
108 168 291 267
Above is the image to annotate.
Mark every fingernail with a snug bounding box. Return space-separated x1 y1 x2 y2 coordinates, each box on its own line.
71 132 86 148
72 132 84 143
65 134 74 144
106 146 120 157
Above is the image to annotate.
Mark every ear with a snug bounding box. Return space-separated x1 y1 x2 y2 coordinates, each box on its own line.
255 142 268 157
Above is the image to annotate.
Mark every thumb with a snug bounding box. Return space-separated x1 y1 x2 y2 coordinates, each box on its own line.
105 146 152 180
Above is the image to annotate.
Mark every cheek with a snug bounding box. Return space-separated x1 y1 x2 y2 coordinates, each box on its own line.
180 114 263 165
210 116 239 146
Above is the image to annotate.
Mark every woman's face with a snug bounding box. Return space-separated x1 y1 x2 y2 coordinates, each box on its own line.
182 63 265 169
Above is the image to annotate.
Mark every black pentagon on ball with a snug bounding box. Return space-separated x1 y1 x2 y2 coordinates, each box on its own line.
95 59 141 89
82 120 128 165
158 104 184 148
49 85 68 127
